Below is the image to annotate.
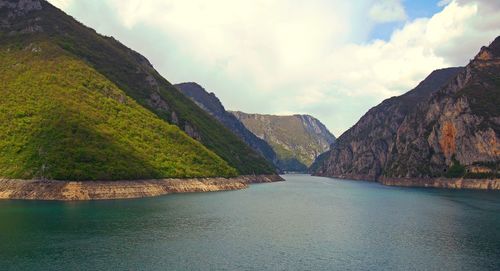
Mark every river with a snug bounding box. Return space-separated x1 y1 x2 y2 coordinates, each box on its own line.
1 174 499 270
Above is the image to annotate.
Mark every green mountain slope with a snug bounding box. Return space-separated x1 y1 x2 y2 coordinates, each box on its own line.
0 0 275 175
0 41 237 180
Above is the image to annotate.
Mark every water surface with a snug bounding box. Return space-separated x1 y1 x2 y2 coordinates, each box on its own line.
1 175 499 270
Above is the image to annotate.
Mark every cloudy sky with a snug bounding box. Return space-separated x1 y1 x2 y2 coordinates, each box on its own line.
48 0 499 135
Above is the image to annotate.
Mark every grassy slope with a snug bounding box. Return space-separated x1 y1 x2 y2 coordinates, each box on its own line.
11 2 275 175
0 42 237 180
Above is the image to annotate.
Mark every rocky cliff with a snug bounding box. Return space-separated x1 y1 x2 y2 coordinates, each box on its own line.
312 67 462 180
231 112 336 172
385 37 500 179
313 37 500 185
175 82 278 165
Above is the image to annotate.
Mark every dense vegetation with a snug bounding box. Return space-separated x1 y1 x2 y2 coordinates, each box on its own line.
7 2 274 175
0 43 237 180
444 156 466 178
0 1 276 176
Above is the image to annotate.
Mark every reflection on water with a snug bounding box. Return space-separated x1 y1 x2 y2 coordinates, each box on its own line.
1 174 499 270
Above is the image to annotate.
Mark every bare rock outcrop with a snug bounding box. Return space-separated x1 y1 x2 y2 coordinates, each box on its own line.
313 36 500 188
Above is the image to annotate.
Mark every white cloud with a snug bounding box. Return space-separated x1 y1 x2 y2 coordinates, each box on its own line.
47 0 73 9
437 0 452 7
47 0 500 135
326 1 479 100
369 0 407 23
104 0 361 91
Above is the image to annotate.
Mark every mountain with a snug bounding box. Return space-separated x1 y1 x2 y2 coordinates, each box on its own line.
311 67 463 179
231 112 336 172
0 0 276 178
175 82 278 165
0 37 236 180
313 36 500 183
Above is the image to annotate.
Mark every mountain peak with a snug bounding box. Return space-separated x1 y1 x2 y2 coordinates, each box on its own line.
474 36 500 61
488 35 500 52
175 82 226 114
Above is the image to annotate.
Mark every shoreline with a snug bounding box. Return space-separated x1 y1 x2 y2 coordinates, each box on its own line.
378 177 500 190
314 173 500 190
0 174 284 201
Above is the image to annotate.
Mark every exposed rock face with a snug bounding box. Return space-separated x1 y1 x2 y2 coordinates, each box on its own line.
231 112 336 172
183 121 202 141
313 37 500 185
312 67 462 180
384 37 500 179
1 0 43 33
0 0 42 14
176 82 277 164
0 175 284 200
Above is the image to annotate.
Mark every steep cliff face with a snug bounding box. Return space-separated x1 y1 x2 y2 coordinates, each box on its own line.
385 37 500 179
231 112 336 172
313 37 500 182
175 82 278 165
312 67 463 180
0 0 275 175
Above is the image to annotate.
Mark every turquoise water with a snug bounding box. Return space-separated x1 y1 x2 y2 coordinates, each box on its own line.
1 174 499 271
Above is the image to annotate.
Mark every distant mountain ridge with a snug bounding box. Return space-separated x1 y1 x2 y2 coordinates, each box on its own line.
175 82 278 165
313 36 500 183
231 112 336 172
